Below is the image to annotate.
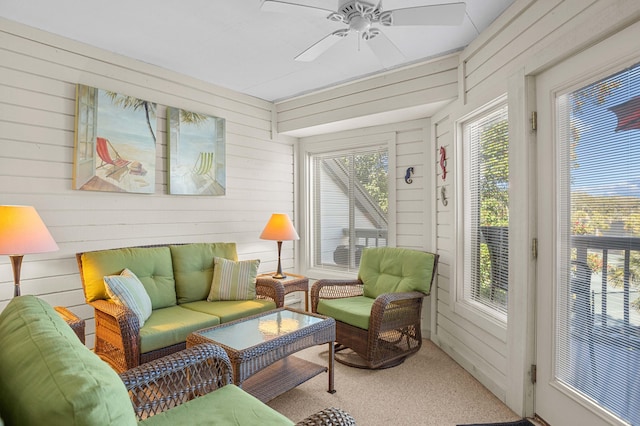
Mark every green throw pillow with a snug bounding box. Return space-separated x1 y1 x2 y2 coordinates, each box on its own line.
207 257 259 301
104 268 153 326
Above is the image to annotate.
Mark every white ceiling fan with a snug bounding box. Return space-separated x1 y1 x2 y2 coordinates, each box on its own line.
260 0 466 66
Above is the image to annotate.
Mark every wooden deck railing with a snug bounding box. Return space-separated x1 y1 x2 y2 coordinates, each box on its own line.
572 235 640 341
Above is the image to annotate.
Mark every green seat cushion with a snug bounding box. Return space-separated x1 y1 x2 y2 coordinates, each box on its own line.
139 384 293 426
0 296 136 426
317 296 374 330
139 306 220 353
81 246 177 309
359 247 436 299
180 300 276 323
170 243 238 304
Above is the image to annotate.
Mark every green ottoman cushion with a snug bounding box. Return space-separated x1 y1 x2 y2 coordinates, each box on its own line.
359 247 436 298
171 243 238 304
317 296 374 330
0 296 136 426
139 306 221 353
138 384 293 426
181 299 276 323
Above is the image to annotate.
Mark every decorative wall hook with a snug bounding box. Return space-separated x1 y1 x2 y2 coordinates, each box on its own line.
441 186 448 206
439 146 447 181
404 167 414 184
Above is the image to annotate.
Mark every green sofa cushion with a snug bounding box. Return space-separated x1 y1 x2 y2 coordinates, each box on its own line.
0 296 136 426
180 300 276 323
81 246 177 309
170 243 238 304
359 247 436 299
139 306 221 353
317 296 374 330
139 384 293 426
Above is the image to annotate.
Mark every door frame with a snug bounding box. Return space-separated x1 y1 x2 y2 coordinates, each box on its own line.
534 20 640 426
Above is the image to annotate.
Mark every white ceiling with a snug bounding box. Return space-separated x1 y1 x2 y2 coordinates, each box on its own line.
1 0 514 103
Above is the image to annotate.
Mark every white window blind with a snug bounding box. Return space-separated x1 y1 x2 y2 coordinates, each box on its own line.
311 147 388 272
462 102 509 316
555 61 640 425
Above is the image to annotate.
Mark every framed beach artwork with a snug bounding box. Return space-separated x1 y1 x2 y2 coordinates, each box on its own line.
166 107 226 195
73 84 157 193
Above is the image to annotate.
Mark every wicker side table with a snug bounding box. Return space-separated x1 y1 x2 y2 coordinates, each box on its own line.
258 272 309 311
54 306 86 344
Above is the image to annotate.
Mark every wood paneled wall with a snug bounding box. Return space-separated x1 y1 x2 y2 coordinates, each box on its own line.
0 18 297 348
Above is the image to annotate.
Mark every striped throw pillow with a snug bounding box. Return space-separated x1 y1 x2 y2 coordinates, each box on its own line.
207 257 260 301
104 268 152 326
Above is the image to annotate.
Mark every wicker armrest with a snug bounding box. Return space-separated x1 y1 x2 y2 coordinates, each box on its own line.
310 279 364 313
296 407 357 425
120 343 233 420
256 277 286 307
370 291 425 331
91 299 141 371
54 306 86 344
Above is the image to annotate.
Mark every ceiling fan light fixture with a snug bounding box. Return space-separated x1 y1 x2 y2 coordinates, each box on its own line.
350 15 371 33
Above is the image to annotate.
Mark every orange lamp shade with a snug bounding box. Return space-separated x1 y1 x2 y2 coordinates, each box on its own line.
0 205 59 255
260 213 299 241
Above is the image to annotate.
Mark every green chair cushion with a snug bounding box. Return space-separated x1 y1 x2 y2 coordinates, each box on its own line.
170 243 238 304
180 300 276 323
0 296 136 426
317 296 375 330
359 247 436 299
139 384 293 426
81 246 177 309
139 306 220 353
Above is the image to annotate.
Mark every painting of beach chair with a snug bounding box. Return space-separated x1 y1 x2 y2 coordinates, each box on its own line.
96 137 131 181
191 152 216 191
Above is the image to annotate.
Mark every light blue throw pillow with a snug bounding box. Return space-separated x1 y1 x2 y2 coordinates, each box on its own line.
104 268 153 326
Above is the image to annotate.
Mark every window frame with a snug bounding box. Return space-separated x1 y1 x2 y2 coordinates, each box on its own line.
453 95 509 336
300 132 396 280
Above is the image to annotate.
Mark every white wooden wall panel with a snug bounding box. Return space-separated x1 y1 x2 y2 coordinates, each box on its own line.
277 55 458 134
0 19 297 349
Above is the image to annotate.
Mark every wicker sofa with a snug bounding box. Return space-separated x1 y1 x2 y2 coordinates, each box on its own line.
77 242 286 372
0 295 356 426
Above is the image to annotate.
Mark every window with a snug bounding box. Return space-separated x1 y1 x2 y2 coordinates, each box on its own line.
461 100 509 317
308 145 389 273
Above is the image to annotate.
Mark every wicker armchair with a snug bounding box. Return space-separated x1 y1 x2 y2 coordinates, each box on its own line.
311 247 438 369
121 342 356 424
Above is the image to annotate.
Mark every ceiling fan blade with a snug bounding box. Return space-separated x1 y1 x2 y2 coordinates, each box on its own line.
367 30 405 68
260 0 335 17
295 31 345 62
390 2 466 26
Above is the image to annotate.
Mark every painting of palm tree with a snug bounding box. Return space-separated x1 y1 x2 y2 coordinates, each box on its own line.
73 84 157 193
167 107 226 195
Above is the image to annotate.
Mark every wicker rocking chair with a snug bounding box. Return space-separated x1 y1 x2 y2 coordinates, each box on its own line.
311 247 438 369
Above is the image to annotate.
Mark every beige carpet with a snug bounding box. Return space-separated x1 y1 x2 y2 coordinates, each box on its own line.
267 340 521 426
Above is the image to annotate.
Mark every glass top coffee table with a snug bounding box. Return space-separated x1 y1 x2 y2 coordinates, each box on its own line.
187 308 336 402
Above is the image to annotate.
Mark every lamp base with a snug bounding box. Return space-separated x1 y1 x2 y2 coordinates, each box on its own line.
271 272 287 280
10 255 24 298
